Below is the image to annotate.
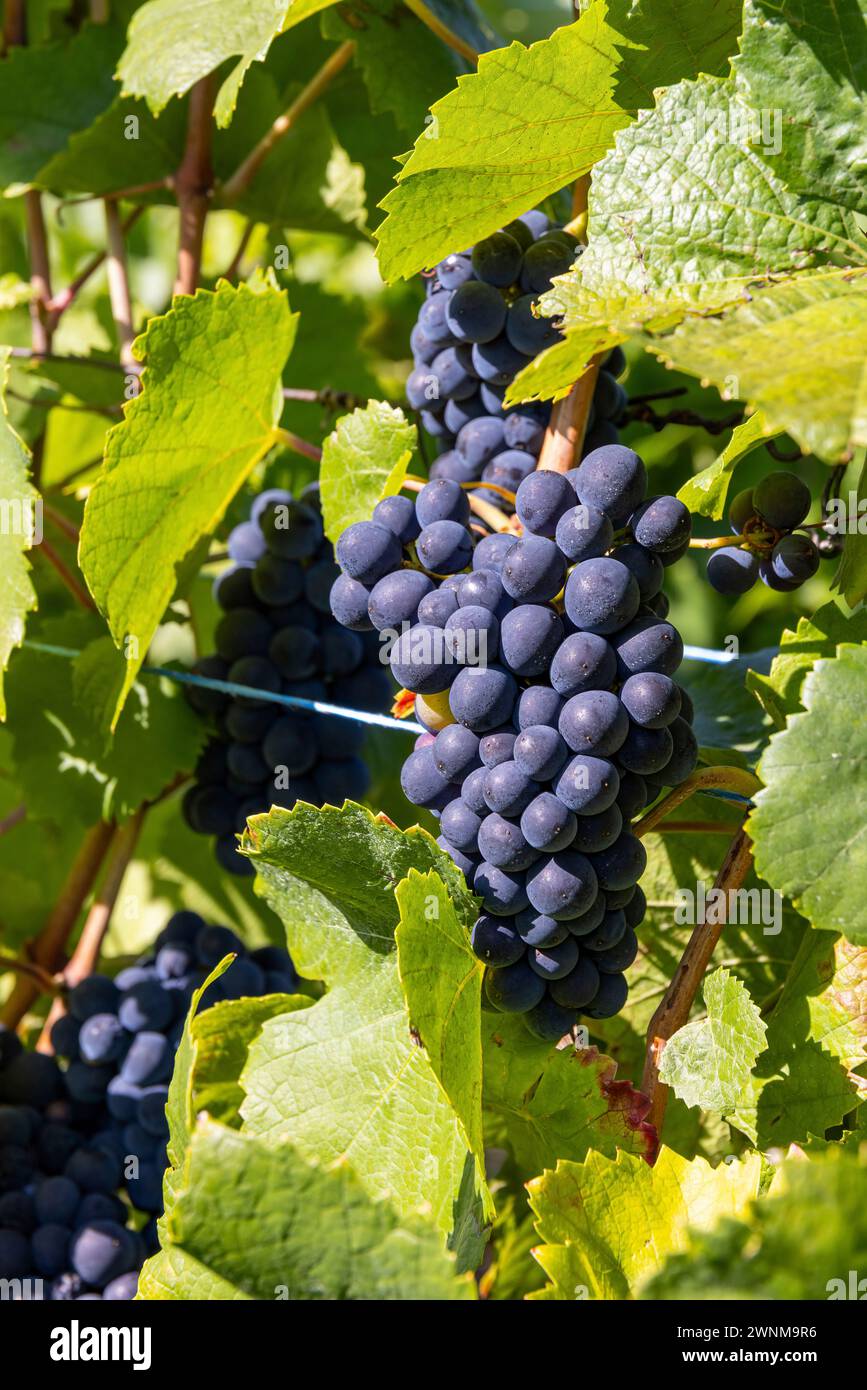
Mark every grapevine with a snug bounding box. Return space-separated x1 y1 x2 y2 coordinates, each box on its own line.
0 0 865 1333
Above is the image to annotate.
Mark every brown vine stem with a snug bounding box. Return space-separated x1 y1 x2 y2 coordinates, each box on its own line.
1 822 116 1028
42 502 80 544
46 207 145 323
274 428 323 463
35 538 98 613
402 0 479 62
24 193 54 358
223 218 256 280
0 953 62 997
221 43 356 202
626 402 745 436
536 174 598 475
283 386 371 411
0 804 26 836
2 0 26 48
641 824 755 1133
174 77 214 296
104 199 139 375
37 809 146 1051
633 765 762 840
9 348 125 373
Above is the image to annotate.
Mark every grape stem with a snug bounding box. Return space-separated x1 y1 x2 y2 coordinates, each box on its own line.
1 821 117 1028
8 347 125 373
402 0 479 64
174 76 214 295
42 502 80 544
0 803 26 836
537 173 599 475
283 386 372 411
35 539 98 613
641 823 755 1135
274 428 323 463
633 765 762 839
37 808 146 1052
221 43 357 201
0 952 62 996
45 208 145 324
403 474 517 534
104 199 140 376
625 401 745 436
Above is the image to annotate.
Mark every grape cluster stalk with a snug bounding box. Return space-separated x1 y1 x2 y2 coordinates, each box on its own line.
329 213 699 1041
0 913 295 1298
183 483 392 873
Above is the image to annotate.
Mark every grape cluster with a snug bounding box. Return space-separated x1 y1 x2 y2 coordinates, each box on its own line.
331 444 697 1040
0 1028 145 1298
50 910 297 1217
0 912 296 1299
706 471 823 595
183 484 391 874
408 209 627 496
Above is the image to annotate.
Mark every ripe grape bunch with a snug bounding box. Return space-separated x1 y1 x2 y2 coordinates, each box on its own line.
331 444 698 1042
183 484 391 874
0 912 295 1300
706 471 824 595
50 911 297 1218
408 208 627 496
0 1027 145 1299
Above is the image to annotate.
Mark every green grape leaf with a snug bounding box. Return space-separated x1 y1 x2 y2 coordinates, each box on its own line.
679 648 774 756
481 1192 547 1302
395 869 487 1180
321 1 464 136
0 22 122 188
587 815 806 1145
0 351 38 720
507 280 755 406
527 1147 764 1300
319 400 416 545
729 929 867 1146
749 644 867 943
376 0 744 281
37 96 186 199
117 0 289 127
6 620 207 826
237 802 492 1247
0 277 34 311
190 993 313 1129
734 0 867 217
647 269 867 462
746 602 867 728
644 1146 867 1301
79 278 296 725
585 78 864 296
141 1116 475 1300
510 74 867 407
677 412 776 520
834 459 867 606
166 957 234 1170
658 967 767 1114
482 1021 657 1177
37 63 366 236
229 98 366 236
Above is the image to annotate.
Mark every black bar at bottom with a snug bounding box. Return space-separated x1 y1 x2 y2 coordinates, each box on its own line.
4 1296 859 1376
